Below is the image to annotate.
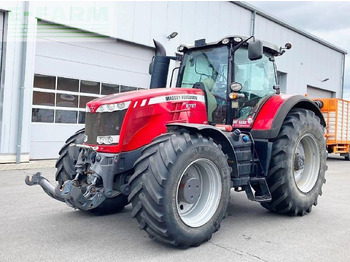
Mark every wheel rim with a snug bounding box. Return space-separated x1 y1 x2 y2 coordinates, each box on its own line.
176 158 222 228
293 134 320 193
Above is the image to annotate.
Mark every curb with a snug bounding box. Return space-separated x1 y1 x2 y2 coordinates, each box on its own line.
0 160 56 171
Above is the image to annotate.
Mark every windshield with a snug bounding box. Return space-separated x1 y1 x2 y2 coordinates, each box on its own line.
234 48 276 119
178 46 229 124
179 46 228 91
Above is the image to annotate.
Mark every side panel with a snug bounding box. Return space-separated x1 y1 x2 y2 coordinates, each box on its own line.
121 94 208 152
251 94 325 139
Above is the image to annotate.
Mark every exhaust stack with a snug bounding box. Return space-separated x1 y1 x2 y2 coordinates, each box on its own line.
149 40 170 89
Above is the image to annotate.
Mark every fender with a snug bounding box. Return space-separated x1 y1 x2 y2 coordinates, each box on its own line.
251 94 326 139
167 123 238 176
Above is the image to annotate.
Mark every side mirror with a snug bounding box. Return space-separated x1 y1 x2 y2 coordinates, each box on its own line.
248 40 263 61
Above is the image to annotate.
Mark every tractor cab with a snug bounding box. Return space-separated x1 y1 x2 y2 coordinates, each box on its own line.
175 36 281 126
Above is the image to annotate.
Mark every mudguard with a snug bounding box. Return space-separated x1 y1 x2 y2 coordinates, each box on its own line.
167 123 239 176
251 94 326 139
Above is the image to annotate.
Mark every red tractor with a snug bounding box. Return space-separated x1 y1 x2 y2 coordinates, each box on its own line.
26 36 327 248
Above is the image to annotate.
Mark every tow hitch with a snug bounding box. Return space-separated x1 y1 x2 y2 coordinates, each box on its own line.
25 172 65 202
25 172 106 210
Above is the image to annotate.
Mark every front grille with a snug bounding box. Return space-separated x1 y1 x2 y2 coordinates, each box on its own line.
85 110 127 145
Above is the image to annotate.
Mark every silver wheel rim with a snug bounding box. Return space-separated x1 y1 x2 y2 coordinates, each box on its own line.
294 134 320 193
176 158 222 228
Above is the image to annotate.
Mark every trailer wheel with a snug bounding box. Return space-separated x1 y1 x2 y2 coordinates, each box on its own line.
128 132 231 248
55 129 128 214
261 109 327 216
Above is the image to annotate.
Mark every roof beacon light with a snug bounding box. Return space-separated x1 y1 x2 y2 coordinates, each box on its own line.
234 37 243 43
222 38 230 45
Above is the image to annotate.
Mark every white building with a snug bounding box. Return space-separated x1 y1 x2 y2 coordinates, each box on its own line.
0 1 346 163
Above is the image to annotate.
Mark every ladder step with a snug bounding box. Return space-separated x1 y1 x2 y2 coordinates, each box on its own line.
245 179 271 203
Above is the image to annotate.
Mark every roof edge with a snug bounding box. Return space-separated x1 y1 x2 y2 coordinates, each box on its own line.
233 1 347 55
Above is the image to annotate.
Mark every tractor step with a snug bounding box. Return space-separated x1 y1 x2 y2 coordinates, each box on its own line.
245 178 272 203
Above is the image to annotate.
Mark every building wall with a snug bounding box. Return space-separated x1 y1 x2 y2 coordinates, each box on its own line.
254 15 343 97
0 1 345 162
0 2 37 162
31 21 153 159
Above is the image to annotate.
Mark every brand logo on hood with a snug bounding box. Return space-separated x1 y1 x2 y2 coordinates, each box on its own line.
89 104 97 113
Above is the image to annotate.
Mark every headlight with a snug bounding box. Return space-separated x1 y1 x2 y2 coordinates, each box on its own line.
178 45 185 52
96 101 131 113
221 38 229 45
230 82 243 92
97 135 120 145
234 37 243 43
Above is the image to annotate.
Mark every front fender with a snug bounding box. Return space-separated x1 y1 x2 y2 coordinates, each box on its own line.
251 94 325 139
167 123 238 176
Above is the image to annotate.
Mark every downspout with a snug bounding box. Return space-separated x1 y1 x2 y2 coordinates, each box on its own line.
250 10 256 36
341 53 346 99
16 2 29 164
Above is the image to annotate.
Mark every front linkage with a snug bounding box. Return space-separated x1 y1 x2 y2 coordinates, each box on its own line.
25 144 115 211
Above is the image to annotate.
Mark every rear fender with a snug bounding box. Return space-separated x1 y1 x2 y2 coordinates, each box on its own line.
251 95 326 139
167 123 238 177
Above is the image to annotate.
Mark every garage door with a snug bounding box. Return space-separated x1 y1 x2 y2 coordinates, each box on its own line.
30 21 153 159
307 85 334 99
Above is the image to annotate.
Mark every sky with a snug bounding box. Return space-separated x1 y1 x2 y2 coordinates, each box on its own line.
247 1 350 99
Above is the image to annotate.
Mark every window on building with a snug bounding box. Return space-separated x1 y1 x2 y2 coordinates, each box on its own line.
81 80 100 94
34 75 55 90
32 74 142 124
121 85 137 93
101 83 119 95
57 77 79 92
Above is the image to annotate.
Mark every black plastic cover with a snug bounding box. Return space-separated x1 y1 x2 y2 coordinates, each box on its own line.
85 110 127 145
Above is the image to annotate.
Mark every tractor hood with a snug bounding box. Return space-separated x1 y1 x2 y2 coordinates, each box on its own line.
84 87 208 153
86 88 205 113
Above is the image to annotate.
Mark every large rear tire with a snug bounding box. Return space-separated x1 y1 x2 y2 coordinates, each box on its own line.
261 109 327 216
55 129 128 215
128 132 231 248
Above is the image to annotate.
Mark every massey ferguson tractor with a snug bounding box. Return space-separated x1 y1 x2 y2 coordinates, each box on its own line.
26 35 327 248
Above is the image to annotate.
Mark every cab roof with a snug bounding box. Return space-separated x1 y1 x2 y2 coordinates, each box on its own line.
179 35 281 56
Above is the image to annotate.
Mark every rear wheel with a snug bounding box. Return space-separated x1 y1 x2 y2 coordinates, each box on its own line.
261 109 327 215
128 132 231 248
55 129 128 214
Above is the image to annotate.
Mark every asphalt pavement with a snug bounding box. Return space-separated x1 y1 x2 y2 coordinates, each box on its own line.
0 156 349 262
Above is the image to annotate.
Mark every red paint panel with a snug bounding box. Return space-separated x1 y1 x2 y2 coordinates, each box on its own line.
252 94 292 130
86 88 208 153
87 88 204 113
122 99 207 152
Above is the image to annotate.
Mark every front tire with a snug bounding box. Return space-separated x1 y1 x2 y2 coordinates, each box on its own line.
128 132 231 248
55 129 128 215
261 109 327 216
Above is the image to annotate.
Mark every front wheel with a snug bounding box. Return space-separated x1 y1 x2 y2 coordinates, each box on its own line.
261 109 327 216
128 132 231 248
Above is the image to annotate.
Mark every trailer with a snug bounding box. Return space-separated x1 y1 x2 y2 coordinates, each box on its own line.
315 98 350 160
